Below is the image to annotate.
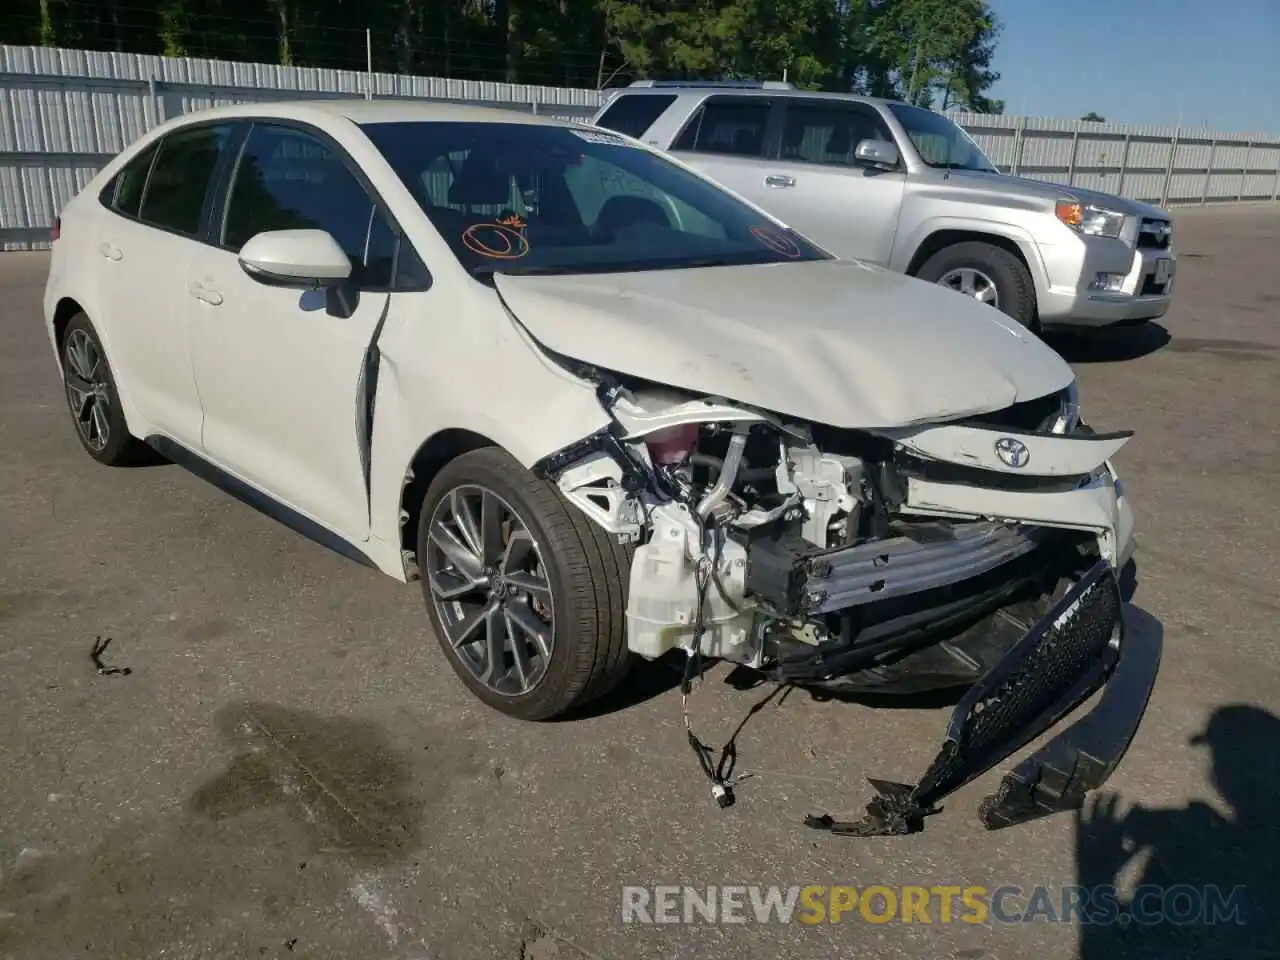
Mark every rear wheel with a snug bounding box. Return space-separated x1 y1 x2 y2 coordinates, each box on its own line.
417 447 632 720
917 241 1038 330
59 313 147 465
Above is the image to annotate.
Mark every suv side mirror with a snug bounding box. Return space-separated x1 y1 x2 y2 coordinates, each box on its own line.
238 229 353 288
854 138 900 169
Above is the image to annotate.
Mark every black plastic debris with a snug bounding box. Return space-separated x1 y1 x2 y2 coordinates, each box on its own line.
90 635 132 676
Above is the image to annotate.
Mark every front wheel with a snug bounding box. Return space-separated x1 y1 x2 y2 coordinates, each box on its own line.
916 241 1038 330
417 447 632 720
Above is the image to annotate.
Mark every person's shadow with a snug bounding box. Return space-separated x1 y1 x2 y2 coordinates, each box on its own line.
1075 704 1280 959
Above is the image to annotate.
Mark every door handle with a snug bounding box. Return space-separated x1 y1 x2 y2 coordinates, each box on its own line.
98 242 123 261
764 174 796 188
188 281 223 307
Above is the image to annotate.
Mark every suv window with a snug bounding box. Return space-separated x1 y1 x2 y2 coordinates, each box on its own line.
672 98 770 157
138 124 232 236
594 94 677 139
780 102 893 167
222 123 405 287
106 142 158 218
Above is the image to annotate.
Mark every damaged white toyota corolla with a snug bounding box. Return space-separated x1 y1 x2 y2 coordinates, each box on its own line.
45 100 1159 836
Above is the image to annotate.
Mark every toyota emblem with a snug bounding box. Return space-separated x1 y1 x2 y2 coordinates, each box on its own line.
994 437 1031 469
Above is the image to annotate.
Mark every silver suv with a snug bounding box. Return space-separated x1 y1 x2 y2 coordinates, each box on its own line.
591 82 1176 330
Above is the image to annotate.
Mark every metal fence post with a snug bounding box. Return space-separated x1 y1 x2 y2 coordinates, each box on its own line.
1010 116 1026 176
1272 158 1280 202
1239 140 1252 201
1066 121 1081 188
1160 126 1180 207
1201 138 1217 204
1117 131 1132 199
147 74 159 127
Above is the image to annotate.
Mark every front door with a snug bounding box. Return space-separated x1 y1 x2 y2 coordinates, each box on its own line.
753 100 906 265
186 121 399 543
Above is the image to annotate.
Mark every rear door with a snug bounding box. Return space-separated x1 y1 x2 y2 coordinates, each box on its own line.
752 100 906 265
666 95 780 205
93 123 237 444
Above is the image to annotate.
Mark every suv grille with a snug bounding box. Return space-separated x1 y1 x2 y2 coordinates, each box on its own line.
1138 218 1172 250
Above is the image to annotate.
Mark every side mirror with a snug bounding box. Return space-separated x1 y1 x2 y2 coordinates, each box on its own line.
854 138 900 169
238 229 352 287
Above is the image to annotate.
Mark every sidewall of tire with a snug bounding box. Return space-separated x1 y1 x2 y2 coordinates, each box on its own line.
417 447 629 721
61 313 144 466
917 242 1037 329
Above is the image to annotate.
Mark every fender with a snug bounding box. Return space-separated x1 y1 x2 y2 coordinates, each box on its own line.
891 216 1051 302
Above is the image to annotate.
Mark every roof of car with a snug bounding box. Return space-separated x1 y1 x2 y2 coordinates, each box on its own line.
164 97 581 129
605 85 908 109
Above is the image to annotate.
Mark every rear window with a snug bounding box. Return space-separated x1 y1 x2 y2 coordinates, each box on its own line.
139 124 233 236
594 94 676 139
105 142 158 218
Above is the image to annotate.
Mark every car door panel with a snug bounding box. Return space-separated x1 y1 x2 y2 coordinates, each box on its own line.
188 121 399 543
745 101 906 265
94 126 233 445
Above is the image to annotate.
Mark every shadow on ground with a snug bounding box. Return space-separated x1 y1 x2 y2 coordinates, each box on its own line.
1075 704 1280 959
1044 322 1172 364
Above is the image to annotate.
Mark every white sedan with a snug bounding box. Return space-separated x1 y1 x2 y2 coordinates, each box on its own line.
44 100 1157 834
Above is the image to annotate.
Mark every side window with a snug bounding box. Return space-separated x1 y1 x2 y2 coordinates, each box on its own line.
222 123 398 287
672 98 770 157
138 124 233 236
780 104 893 167
594 94 677 139
105 142 158 218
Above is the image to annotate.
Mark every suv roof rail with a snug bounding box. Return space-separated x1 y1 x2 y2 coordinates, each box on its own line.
627 79 795 90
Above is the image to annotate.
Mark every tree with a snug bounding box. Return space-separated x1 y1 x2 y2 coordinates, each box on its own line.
1081 111 1106 122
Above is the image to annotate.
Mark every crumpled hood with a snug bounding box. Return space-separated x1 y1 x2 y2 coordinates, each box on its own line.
494 259 1074 429
948 170 1170 219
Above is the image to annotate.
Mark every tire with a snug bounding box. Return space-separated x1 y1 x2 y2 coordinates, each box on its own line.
916 241 1038 329
59 312 148 466
417 447 633 720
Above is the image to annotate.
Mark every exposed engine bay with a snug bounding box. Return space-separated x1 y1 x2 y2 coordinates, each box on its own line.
540 375 1130 691
533 364 1157 837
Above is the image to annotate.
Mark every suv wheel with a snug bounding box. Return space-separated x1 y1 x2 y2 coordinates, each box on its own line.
59 313 148 465
917 241 1037 329
417 447 633 720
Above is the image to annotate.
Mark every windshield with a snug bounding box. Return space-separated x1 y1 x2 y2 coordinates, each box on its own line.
887 103 999 173
361 121 829 277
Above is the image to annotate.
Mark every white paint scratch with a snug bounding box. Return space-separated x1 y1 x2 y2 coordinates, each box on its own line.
349 874 407 947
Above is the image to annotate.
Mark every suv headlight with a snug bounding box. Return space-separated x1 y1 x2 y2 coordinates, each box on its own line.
1055 200 1126 239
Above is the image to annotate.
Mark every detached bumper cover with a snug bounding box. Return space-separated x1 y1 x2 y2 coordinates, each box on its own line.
806 559 1162 836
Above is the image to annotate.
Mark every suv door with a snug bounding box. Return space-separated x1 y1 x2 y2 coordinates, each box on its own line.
666 95 778 203
94 123 236 444
753 100 906 265
187 120 427 542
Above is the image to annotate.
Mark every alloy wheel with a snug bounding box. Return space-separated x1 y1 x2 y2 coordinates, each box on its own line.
63 328 111 452
424 485 555 696
937 267 1000 308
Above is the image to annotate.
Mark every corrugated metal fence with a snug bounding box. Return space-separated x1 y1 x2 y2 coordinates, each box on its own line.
951 111 1280 209
3 42 1278 250
0 43 599 250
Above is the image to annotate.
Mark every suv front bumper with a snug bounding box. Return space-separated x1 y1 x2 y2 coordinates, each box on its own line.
1035 235 1176 328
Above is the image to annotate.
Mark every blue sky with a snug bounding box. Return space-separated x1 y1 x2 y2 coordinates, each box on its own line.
985 0 1279 133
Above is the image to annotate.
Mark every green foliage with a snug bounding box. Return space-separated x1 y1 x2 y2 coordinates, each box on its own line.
0 0 1002 107
1081 111 1106 122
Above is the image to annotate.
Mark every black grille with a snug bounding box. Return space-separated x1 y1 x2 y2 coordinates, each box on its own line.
913 566 1121 804
1138 219 1171 250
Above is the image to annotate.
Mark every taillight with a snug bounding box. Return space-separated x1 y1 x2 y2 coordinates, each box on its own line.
50 216 60 242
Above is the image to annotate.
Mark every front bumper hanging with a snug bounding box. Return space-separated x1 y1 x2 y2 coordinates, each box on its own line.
805 559 1162 837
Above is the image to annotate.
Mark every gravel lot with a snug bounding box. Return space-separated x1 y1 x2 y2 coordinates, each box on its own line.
2 205 1278 960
